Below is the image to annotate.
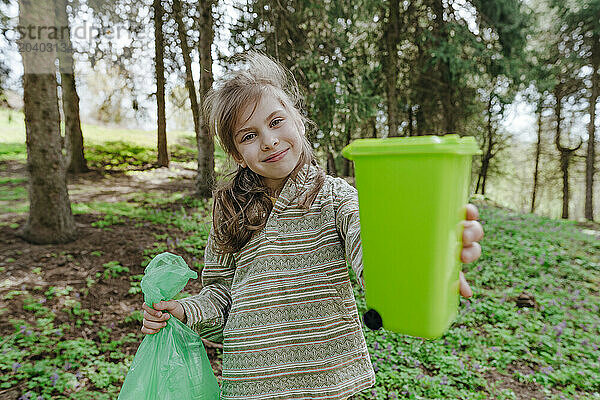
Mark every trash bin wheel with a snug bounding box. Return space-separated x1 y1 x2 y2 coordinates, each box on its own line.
363 309 383 330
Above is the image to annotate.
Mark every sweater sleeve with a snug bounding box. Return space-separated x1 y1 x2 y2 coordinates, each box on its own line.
175 233 235 342
331 177 365 289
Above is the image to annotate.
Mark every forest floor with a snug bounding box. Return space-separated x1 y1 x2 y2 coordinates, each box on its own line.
1 140 600 399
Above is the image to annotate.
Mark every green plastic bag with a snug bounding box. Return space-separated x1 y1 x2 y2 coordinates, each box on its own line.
118 252 221 400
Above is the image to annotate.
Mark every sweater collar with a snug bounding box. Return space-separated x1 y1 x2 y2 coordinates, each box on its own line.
271 162 318 214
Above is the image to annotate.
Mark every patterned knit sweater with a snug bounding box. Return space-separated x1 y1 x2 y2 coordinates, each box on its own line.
177 164 375 399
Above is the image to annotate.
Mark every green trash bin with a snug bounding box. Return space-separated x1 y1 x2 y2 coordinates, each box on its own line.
342 134 481 339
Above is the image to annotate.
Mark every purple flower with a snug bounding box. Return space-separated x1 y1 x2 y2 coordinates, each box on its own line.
440 375 448 385
540 366 553 375
39 298 46 303
64 361 72 370
373 342 380 350
19 325 27 334
555 321 567 337
12 362 22 372
50 372 59 386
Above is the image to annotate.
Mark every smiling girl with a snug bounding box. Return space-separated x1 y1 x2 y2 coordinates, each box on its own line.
140 52 484 400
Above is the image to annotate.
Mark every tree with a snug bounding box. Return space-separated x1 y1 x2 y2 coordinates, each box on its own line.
55 0 89 173
551 0 600 221
585 33 599 220
383 0 400 137
195 0 215 197
18 0 77 244
154 0 169 167
554 84 583 219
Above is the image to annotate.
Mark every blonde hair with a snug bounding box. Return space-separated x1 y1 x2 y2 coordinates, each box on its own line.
204 52 324 254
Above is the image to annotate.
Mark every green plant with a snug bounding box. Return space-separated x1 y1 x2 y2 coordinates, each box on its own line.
128 274 144 295
102 261 130 279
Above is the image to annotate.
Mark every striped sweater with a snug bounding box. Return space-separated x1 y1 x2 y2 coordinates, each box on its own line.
177 164 375 399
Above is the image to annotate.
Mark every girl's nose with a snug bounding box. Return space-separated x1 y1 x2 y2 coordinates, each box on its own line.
261 134 279 151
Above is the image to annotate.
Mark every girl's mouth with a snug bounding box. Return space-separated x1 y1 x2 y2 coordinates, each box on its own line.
263 148 289 162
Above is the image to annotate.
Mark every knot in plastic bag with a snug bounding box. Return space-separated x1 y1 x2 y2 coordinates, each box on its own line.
141 252 198 307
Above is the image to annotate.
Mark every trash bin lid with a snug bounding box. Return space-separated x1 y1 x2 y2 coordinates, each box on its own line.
342 134 482 160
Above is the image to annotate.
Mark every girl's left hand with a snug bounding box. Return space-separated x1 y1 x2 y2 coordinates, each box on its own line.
459 204 484 298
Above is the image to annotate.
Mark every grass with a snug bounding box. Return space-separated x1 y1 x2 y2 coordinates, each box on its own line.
1 106 599 398
2 198 599 398
0 107 195 149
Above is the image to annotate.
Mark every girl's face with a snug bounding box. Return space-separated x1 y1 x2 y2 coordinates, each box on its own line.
233 92 304 194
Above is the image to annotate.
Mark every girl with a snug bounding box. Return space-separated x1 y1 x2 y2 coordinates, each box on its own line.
140 53 484 400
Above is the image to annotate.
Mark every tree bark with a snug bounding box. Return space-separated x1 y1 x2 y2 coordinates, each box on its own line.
18 0 76 244
432 0 455 134
554 90 583 219
531 103 543 213
476 94 494 195
196 0 215 197
326 150 337 177
584 34 599 221
55 0 88 173
172 0 202 179
384 0 400 137
154 0 169 167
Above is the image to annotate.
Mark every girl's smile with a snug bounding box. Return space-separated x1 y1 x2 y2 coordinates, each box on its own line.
263 148 289 162
233 92 304 194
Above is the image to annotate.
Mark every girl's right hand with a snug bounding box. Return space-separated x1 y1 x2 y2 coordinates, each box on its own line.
141 300 186 335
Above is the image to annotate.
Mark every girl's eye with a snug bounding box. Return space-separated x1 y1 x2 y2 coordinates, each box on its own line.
241 133 256 142
270 118 283 128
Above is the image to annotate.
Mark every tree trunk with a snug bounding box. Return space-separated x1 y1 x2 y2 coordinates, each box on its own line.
584 34 599 221
531 104 543 213
384 0 400 137
196 0 215 197
370 116 377 138
432 0 455 134
172 0 202 179
407 103 414 136
326 150 337 177
18 0 76 244
55 0 88 173
342 113 352 177
476 94 494 195
554 90 583 220
154 0 169 167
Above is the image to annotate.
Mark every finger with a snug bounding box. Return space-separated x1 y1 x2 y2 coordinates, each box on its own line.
462 220 484 245
459 271 473 298
142 303 162 317
153 301 176 312
465 204 479 221
461 242 482 264
144 310 170 322
143 319 167 331
141 326 159 335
